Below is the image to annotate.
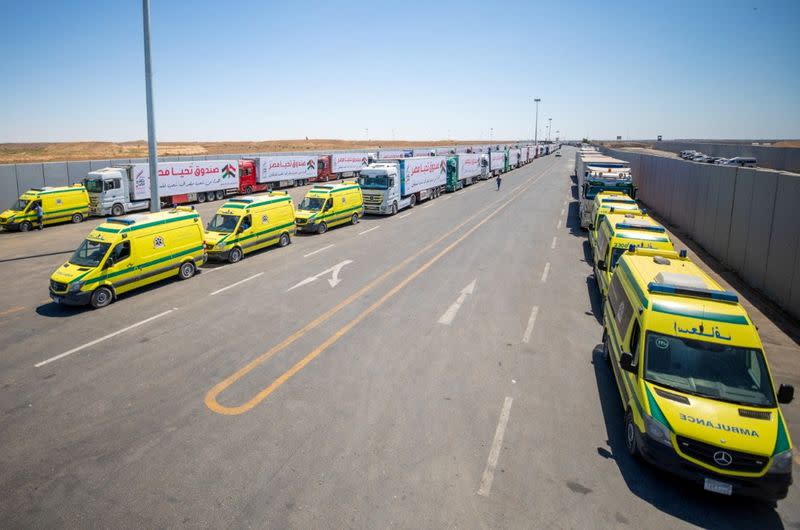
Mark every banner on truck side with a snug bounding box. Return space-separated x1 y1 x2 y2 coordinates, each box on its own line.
378 149 409 159
331 152 370 173
257 155 317 183
490 151 505 171
412 149 435 157
132 160 238 201
457 154 482 180
508 149 521 166
402 157 447 195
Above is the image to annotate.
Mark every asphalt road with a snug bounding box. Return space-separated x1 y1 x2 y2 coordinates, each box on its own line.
0 150 798 528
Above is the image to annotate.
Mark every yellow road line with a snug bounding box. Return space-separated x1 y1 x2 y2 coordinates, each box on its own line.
0 306 26 318
205 164 552 415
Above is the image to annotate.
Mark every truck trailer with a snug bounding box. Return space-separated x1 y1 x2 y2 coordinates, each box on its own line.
445 153 483 192
358 157 447 215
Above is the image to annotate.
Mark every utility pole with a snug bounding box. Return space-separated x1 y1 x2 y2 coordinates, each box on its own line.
547 118 552 142
533 98 541 156
142 0 159 212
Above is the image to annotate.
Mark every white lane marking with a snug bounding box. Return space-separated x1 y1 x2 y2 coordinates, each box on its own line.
556 219 562 230
477 396 514 497
201 267 224 274
560 208 565 216
210 272 264 296
437 279 477 325
541 262 551 283
358 226 379 236
441 196 452 201
522 306 539 343
397 212 412 219
563 200 567 206
422 202 435 209
288 260 353 291
35 308 177 367
304 244 334 258
551 236 557 249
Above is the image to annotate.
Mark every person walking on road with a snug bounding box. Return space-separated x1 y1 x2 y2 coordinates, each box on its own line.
496 174 502 191
34 201 44 230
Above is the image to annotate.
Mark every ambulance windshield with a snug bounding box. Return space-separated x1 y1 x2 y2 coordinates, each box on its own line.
207 214 239 233
70 239 111 268
644 331 775 407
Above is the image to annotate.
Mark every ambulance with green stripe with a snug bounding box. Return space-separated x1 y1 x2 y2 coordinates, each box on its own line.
204 192 295 263
0 185 89 232
602 247 794 501
49 207 206 308
295 181 364 234
588 193 644 251
593 214 675 297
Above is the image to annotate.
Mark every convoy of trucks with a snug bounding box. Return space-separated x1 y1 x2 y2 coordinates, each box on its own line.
574 147 635 228
445 154 485 192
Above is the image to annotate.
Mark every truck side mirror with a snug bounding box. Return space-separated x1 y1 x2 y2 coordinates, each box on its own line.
778 384 794 404
619 352 636 374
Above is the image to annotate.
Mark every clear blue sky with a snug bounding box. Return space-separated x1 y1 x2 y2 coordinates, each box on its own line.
2 0 799 142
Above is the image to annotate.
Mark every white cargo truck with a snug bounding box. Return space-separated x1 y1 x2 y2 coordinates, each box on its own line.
358 157 446 215
84 160 239 216
254 155 317 189
489 151 505 177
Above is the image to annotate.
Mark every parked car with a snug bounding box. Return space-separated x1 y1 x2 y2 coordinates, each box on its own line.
680 150 697 159
692 154 710 162
707 157 725 164
722 157 757 167
713 157 729 165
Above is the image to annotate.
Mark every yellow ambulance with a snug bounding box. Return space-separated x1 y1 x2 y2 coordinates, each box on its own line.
0 185 89 232
593 214 675 296
204 192 295 263
602 247 794 501
295 181 364 234
49 207 206 308
588 198 644 251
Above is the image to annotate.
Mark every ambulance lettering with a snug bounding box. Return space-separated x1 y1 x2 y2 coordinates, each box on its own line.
679 413 759 437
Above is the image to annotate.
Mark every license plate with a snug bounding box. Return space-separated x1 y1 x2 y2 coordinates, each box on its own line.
704 478 732 496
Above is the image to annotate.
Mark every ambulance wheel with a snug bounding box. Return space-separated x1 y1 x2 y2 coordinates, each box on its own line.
197 193 206 203
91 286 113 309
317 222 328 234
279 232 290 247
178 261 196 280
228 247 243 264
409 194 416 207
111 203 124 217
624 410 640 458
19 221 32 232
72 213 84 223
350 213 359 225
391 202 398 215
215 190 225 201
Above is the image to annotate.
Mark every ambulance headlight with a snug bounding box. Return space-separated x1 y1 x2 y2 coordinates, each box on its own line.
69 281 84 292
644 414 672 447
768 449 793 474
216 241 227 248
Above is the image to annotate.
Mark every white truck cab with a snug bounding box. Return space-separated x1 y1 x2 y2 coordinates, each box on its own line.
84 167 150 217
359 164 408 215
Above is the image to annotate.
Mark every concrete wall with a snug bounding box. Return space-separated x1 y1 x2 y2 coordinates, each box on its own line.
653 141 800 173
602 147 800 321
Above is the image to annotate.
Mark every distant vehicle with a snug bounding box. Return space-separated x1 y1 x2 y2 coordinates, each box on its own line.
722 157 757 168
295 181 364 233
707 157 725 164
359 157 446 215
0 184 89 232
693 155 712 163
714 158 729 165
555 151 562 157
680 150 698 159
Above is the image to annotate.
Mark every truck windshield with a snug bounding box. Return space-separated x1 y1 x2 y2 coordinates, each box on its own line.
358 175 389 189
207 214 239 233
10 199 30 211
644 331 775 407
299 197 326 211
84 179 104 193
69 239 111 268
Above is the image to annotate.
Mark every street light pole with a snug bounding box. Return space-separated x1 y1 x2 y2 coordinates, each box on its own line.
142 0 159 213
533 98 541 156
490 127 494 142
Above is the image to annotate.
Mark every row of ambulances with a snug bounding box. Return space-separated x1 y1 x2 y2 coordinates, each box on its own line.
583 189 795 502
49 182 364 308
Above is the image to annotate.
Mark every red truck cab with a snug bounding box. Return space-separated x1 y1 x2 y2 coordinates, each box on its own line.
237 159 270 194
312 155 335 183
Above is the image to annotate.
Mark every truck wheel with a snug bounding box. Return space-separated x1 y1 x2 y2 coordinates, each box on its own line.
178 261 196 280
71 213 84 223
228 247 243 264
197 193 206 203
624 410 640 458
350 213 359 225
90 286 113 309
111 204 124 217
215 190 225 201
19 221 32 232
409 194 416 207
391 202 398 215
317 222 328 234
245 186 253 195
279 232 290 247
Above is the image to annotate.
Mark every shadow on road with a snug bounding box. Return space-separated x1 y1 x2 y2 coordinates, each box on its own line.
567 201 583 239
585 275 603 325
0 249 73 264
591 345 784 529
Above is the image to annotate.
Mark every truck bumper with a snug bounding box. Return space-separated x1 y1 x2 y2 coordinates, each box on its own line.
364 204 391 215
635 428 792 501
49 289 92 306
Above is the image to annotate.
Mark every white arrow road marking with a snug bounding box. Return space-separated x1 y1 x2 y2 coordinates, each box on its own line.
288 260 354 292
438 279 477 325
478 396 514 497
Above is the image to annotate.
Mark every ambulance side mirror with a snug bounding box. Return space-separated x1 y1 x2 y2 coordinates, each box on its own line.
597 260 607 271
619 352 636 374
104 257 115 269
778 384 794 404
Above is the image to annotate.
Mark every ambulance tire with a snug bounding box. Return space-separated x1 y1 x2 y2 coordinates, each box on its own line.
178 261 196 280
19 221 32 232
317 222 328 234
72 213 84 223
215 190 225 201
91 286 113 309
602 330 610 365
111 204 124 217
228 247 243 264
279 232 290 247
350 213 359 225
624 410 640 458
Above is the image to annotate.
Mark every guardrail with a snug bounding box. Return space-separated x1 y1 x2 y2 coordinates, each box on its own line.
601 147 800 321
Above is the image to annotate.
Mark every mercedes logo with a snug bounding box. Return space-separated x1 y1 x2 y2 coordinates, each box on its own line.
713 450 733 467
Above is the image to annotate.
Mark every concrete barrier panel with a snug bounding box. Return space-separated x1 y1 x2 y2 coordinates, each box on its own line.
764 173 800 309
726 168 756 274
16 163 45 192
67 161 92 185
43 162 69 187
742 171 777 291
709 165 735 264
0 165 19 207
790 235 800 321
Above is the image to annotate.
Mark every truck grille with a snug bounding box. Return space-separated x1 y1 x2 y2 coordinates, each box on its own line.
50 280 68 293
363 194 383 204
675 436 768 473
